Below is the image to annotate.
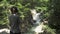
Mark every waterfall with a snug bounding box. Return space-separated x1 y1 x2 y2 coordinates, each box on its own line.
30 9 44 34
30 9 42 24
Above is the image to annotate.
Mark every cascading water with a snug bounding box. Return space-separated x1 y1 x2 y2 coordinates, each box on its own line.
30 9 44 34
30 9 43 24
23 9 44 34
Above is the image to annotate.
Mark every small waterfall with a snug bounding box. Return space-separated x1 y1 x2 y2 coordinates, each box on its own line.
30 9 44 34
30 9 42 24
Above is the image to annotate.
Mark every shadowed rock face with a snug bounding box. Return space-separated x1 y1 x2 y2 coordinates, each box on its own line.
0 31 9 34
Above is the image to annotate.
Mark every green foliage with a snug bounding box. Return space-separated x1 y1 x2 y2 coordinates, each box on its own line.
0 0 57 34
0 0 49 28
44 25 56 34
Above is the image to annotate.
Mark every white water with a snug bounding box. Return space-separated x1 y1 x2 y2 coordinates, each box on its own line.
0 28 10 34
30 9 44 34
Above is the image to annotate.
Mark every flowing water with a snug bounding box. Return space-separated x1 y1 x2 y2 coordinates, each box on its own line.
27 9 44 34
